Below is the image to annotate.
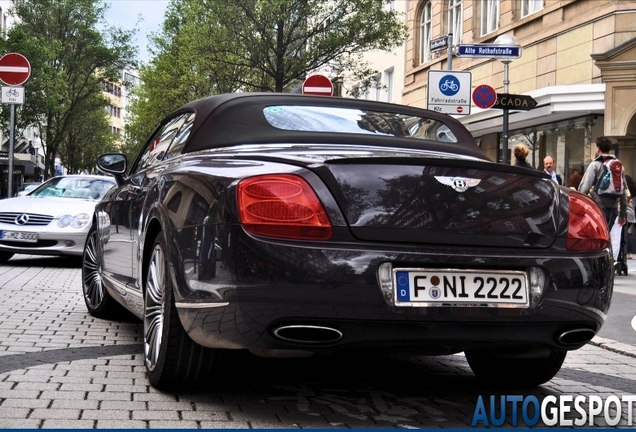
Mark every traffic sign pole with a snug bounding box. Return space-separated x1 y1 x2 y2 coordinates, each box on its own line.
502 60 511 165
8 104 15 198
0 53 31 198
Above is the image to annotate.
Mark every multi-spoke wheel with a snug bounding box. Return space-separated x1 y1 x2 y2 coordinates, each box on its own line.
465 349 567 388
0 251 14 263
82 225 122 318
143 233 215 389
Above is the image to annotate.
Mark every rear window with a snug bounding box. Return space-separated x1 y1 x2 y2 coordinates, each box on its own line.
263 105 458 143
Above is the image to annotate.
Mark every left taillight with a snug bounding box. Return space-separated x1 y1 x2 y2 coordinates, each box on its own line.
567 193 610 251
237 174 332 240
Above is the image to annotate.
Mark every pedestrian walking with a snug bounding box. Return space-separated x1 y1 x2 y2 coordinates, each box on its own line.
625 175 635 259
578 136 627 232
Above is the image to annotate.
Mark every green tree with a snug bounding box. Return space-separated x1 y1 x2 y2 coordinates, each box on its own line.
0 0 136 179
126 0 407 153
62 93 117 174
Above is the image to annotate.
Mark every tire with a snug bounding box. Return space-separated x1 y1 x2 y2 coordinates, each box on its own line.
465 349 567 388
82 225 124 319
0 251 14 263
143 233 215 389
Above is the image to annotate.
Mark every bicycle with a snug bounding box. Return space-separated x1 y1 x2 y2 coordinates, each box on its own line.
5 88 19 98
440 80 458 92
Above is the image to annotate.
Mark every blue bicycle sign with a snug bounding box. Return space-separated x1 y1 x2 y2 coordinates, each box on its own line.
439 75 460 96
427 70 472 115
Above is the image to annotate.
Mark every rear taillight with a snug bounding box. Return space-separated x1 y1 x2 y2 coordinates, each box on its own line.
567 193 609 251
237 174 332 240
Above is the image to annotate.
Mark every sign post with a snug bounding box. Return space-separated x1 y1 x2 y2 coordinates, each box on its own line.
302 74 333 97
0 53 31 198
455 37 522 164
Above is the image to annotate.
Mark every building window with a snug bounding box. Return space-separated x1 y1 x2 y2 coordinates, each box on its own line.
419 1 432 65
384 68 394 103
106 104 121 118
481 0 500 36
448 0 463 44
521 0 543 18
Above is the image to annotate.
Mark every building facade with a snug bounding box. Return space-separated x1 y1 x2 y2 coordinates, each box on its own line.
404 0 636 182
344 0 408 104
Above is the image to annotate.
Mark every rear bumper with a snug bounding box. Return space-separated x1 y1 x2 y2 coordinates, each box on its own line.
174 228 613 355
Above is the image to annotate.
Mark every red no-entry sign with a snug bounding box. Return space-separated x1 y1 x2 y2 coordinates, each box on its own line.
0 53 31 86
302 74 333 97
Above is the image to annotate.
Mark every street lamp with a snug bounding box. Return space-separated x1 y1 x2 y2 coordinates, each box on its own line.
494 34 521 165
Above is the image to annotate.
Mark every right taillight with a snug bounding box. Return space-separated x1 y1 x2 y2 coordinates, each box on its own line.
237 174 332 240
567 193 610 251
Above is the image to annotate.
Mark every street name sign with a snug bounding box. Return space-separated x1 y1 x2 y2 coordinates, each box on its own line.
493 93 537 111
427 70 471 115
455 44 522 59
430 36 448 52
0 53 31 86
302 74 333 96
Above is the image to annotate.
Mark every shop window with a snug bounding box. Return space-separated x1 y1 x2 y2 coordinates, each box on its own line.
505 116 596 182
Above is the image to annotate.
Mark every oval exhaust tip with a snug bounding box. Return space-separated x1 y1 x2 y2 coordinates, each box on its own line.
273 325 343 344
558 328 595 346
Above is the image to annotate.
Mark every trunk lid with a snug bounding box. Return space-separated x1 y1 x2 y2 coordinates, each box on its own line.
317 157 558 248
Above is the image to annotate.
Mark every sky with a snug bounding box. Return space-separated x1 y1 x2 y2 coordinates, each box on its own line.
104 0 170 63
0 0 169 64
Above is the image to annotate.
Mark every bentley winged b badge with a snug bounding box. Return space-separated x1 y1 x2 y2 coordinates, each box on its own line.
434 176 481 193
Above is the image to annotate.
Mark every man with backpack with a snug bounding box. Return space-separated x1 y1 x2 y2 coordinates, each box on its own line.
578 136 627 232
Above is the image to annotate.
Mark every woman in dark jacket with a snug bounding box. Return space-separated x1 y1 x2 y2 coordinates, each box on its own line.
512 144 534 169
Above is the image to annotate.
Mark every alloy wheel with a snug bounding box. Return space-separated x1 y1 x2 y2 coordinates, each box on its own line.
83 231 104 309
144 243 165 372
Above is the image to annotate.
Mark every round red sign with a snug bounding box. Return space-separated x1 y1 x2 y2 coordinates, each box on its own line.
472 84 497 109
302 74 333 97
0 53 31 86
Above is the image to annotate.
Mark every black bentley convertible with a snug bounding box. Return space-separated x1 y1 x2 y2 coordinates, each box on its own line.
82 92 613 389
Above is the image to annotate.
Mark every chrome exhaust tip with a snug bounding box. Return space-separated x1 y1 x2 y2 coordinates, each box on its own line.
557 328 595 346
273 325 343 344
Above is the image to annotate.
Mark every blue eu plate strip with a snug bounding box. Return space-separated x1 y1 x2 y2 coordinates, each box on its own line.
396 271 410 302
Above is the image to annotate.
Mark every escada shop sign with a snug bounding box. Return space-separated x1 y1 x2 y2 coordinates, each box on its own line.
493 93 537 111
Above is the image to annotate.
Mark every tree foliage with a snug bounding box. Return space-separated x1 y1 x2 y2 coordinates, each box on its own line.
0 0 136 178
125 0 407 153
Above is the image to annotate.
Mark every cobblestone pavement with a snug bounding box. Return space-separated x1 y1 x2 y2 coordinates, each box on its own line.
0 254 635 429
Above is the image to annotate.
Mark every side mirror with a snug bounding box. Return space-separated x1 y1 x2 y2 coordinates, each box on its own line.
97 153 127 176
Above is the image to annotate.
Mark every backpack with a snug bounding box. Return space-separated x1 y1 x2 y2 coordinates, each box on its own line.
595 157 625 197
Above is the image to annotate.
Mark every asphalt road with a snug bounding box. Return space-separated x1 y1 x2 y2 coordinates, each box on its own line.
597 268 636 345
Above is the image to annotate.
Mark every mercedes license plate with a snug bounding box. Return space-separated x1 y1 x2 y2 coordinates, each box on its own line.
0 230 38 243
393 268 528 308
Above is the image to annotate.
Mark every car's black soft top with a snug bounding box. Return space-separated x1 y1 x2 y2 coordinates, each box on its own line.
171 92 489 161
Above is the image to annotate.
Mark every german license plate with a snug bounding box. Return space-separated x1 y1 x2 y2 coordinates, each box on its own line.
393 268 529 308
0 230 38 243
